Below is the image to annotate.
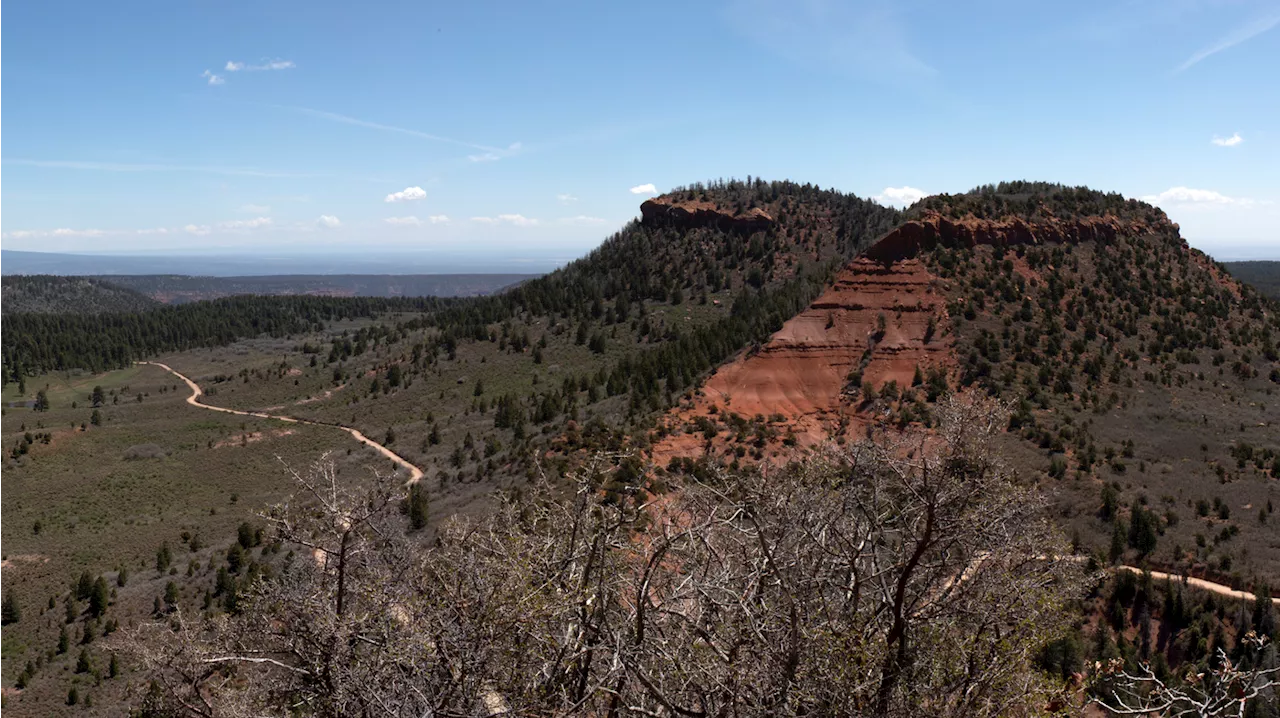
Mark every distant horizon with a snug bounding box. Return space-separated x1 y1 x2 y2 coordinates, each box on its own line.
3 1 1278 260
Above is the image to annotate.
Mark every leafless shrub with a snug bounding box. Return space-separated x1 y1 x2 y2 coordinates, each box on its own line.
127 397 1085 717
1089 631 1280 718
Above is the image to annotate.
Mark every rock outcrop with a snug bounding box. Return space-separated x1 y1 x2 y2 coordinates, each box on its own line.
651 256 953 465
864 211 1163 263
640 197 774 234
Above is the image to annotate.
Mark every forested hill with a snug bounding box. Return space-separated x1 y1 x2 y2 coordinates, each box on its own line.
1224 260 1280 301
1 275 160 315
1 179 900 381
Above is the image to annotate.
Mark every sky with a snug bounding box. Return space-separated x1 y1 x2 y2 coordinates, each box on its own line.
2 0 1278 261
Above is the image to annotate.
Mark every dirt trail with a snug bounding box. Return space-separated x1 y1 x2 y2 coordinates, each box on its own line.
1113 564 1279 606
138 361 424 484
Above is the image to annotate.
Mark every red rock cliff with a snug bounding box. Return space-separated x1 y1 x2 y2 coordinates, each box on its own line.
864 211 1163 263
640 197 774 234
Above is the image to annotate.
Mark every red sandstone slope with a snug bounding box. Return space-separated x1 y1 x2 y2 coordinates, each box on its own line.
650 255 953 465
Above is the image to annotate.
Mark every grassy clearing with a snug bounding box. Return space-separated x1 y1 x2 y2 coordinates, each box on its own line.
1 363 400 715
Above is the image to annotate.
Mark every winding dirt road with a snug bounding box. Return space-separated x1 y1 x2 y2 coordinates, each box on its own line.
1114 564 1279 606
139 363 1277 605
139 361 424 484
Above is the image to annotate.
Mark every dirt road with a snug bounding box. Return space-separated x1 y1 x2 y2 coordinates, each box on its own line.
139 361 424 484
139 363 1278 604
1114 564 1279 606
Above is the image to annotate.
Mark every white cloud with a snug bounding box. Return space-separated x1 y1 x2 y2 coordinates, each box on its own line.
1140 187 1255 207
471 214 538 226
317 215 342 228
384 186 427 203
1211 132 1244 147
218 217 273 230
629 183 658 195
559 216 607 225
239 203 271 214
428 215 451 224
557 193 578 204
384 216 423 227
1175 12 1280 72
201 70 225 86
185 224 212 236
871 186 928 207
51 228 105 237
225 59 295 72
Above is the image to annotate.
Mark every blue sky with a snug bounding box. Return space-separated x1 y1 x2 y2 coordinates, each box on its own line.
3 0 1278 260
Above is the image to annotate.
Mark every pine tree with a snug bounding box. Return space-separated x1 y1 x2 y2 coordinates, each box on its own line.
91 385 105 407
1109 519 1127 564
57 626 70 654
108 653 119 679
1 589 20 625
76 571 93 600
89 577 109 618
407 483 429 531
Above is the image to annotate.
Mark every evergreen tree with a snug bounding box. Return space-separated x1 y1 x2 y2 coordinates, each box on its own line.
91 385 105 407
407 483 430 531
1 589 20 625
57 626 70 654
1109 520 1127 564
156 542 172 572
89 577 109 618
76 571 93 600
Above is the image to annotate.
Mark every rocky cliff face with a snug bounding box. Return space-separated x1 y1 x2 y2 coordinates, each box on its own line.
640 197 774 234
651 256 953 465
864 211 1167 263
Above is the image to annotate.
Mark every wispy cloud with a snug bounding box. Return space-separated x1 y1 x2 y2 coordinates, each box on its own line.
51 228 106 237
557 193 579 204
471 214 539 226
1175 11 1280 72
282 105 505 153
239 203 271 214
468 142 524 163
1211 132 1244 147
5 217 273 241
428 215 451 224
726 0 935 82
225 59 295 72
872 186 928 207
218 217 273 231
558 216 607 225
317 215 342 228
385 186 427 203
384 216 423 227
1141 186 1256 207
3 157 332 179
201 70 225 86
629 183 658 195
